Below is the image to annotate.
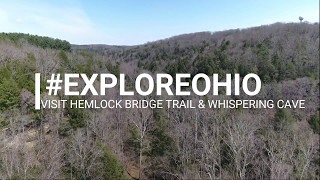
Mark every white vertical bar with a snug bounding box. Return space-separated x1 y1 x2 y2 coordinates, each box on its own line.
35 73 41 110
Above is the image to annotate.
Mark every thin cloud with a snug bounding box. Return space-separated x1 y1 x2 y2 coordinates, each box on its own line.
0 2 111 44
15 18 23 23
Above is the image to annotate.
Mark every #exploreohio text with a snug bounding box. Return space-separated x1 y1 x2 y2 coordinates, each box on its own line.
61 73 261 96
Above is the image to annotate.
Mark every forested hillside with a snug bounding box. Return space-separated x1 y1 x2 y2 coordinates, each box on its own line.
0 22 319 179
75 23 319 82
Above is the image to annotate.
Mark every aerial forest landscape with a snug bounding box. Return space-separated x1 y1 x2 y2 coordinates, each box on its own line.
0 0 319 179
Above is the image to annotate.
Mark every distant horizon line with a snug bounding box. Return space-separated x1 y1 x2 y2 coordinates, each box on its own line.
1 21 318 47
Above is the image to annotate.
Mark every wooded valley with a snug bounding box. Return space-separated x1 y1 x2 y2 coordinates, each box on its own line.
0 22 319 179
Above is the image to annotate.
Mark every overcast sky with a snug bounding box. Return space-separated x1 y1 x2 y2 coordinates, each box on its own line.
0 0 318 45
